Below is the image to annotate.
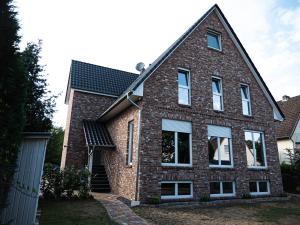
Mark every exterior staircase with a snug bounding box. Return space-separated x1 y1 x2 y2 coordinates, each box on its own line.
91 165 111 193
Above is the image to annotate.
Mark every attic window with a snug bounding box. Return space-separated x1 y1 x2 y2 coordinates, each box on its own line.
207 31 221 51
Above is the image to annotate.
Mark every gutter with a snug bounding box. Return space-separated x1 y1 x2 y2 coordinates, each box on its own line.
126 93 142 205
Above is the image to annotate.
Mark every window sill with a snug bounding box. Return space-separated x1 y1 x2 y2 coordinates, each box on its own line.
178 103 192 108
161 195 193 200
213 110 224 113
208 46 223 53
210 194 236 198
248 166 268 170
243 114 253 118
161 163 193 168
209 165 234 170
250 192 270 196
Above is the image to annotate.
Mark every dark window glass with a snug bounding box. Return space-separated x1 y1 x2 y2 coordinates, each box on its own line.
208 136 219 165
249 182 257 192
161 183 175 196
208 33 220 50
254 133 265 166
178 132 190 164
259 182 268 192
178 183 191 195
223 182 233 194
162 131 175 163
210 182 221 194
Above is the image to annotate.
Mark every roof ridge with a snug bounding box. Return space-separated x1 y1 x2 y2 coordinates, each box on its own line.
71 59 138 76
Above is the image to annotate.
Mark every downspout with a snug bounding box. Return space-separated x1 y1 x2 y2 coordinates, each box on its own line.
127 93 142 203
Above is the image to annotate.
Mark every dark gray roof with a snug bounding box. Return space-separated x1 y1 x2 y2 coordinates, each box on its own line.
82 120 115 147
68 60 139 97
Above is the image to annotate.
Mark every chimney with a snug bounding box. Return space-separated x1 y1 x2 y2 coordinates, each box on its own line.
282 95 290 101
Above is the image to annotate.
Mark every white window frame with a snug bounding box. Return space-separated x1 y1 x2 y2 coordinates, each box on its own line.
160 181 193 199
212 76 224 111
250 181 270 196
210 181 236 198
241 84 252 116
161 131 192 167
245 130 267 169
127 120 134 166
208 137 233 168
207 30 222 51
178 68 191 106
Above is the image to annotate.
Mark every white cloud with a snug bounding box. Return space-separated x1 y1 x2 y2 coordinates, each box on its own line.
14 0 300 127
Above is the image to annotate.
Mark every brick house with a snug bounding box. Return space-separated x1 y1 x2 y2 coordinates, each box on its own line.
276 95 300 163
61 4 285 203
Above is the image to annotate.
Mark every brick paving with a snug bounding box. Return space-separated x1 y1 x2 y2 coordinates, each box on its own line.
92 192 150 225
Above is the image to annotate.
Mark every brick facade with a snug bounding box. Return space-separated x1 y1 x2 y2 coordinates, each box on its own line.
61 90 116 168
137 11 282 201
62 9 283 202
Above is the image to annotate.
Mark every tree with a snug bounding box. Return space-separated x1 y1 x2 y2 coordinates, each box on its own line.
45 127 64 165
22 41 57 132
0 0 27 212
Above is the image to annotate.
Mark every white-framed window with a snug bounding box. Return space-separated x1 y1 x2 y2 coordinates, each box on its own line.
161 119 192 167
249 181 270 196
241 84 251 116
245 131 267 168
161 181 193 199
210 181 236 197
207 31 222 51
208 125 233 168
212 77 223 111
178 69 191 105
126 120 134 165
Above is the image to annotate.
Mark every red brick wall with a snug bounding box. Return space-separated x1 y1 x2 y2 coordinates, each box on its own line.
61 90 116 168
104 105 140 200
137 11 282 201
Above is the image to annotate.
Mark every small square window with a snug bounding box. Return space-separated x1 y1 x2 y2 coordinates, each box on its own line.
249 181 270 195
161 183 175 196
207 32 221 50
161 182 193 199
209 181 235 197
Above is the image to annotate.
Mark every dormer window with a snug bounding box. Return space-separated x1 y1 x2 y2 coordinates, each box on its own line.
207 31 221 51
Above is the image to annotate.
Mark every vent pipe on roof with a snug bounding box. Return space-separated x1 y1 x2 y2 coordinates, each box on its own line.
282 95 290 101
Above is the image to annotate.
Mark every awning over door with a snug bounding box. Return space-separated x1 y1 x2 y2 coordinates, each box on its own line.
83 120 115 147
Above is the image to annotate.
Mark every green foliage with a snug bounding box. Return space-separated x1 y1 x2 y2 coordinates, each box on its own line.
41 164 91 200
0 0 27 213
242 193 252 199
147 195 160 204
22 41 57 132
45 127 64 165
199 195 210 202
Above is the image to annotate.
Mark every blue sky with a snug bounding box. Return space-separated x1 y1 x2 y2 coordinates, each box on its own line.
15 0 300 127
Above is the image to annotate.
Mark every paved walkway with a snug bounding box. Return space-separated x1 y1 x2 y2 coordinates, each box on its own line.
92 192 150 225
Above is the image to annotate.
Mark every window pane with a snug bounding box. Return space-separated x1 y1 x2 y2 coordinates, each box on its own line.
208 136 218 165
223 182 233 194
210 182 221 194
178 183 191 195
220 137 231 165
178 132 190 164
212 79 220 94
245 132 255 166
254 133 265 166
179 87 189 105
162 131 175 163
161 183 175 196
213 95 222 110
249 182 257 192
178 71 188 86
241 86 248 99
259 181 268 192
208 33 220 49
242 100 250 115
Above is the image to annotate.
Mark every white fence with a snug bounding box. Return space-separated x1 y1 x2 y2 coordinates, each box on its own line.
0 132 50 225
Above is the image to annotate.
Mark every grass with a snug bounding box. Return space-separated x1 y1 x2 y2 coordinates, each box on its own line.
39 199 116 225
133 197 300 225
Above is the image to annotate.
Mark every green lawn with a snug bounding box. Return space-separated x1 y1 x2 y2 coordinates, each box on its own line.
39 199 116 225
134 197 300 225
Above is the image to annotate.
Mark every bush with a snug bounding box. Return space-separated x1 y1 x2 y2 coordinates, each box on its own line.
242 193 252 199
147 195 160 204
41 163 91 200
199 195 210 202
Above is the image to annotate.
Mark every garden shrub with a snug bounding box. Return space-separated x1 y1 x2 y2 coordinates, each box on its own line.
147 195 160 204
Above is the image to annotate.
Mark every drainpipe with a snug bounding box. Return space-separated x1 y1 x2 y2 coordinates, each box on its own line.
88 146 95 187
127 93 142 203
